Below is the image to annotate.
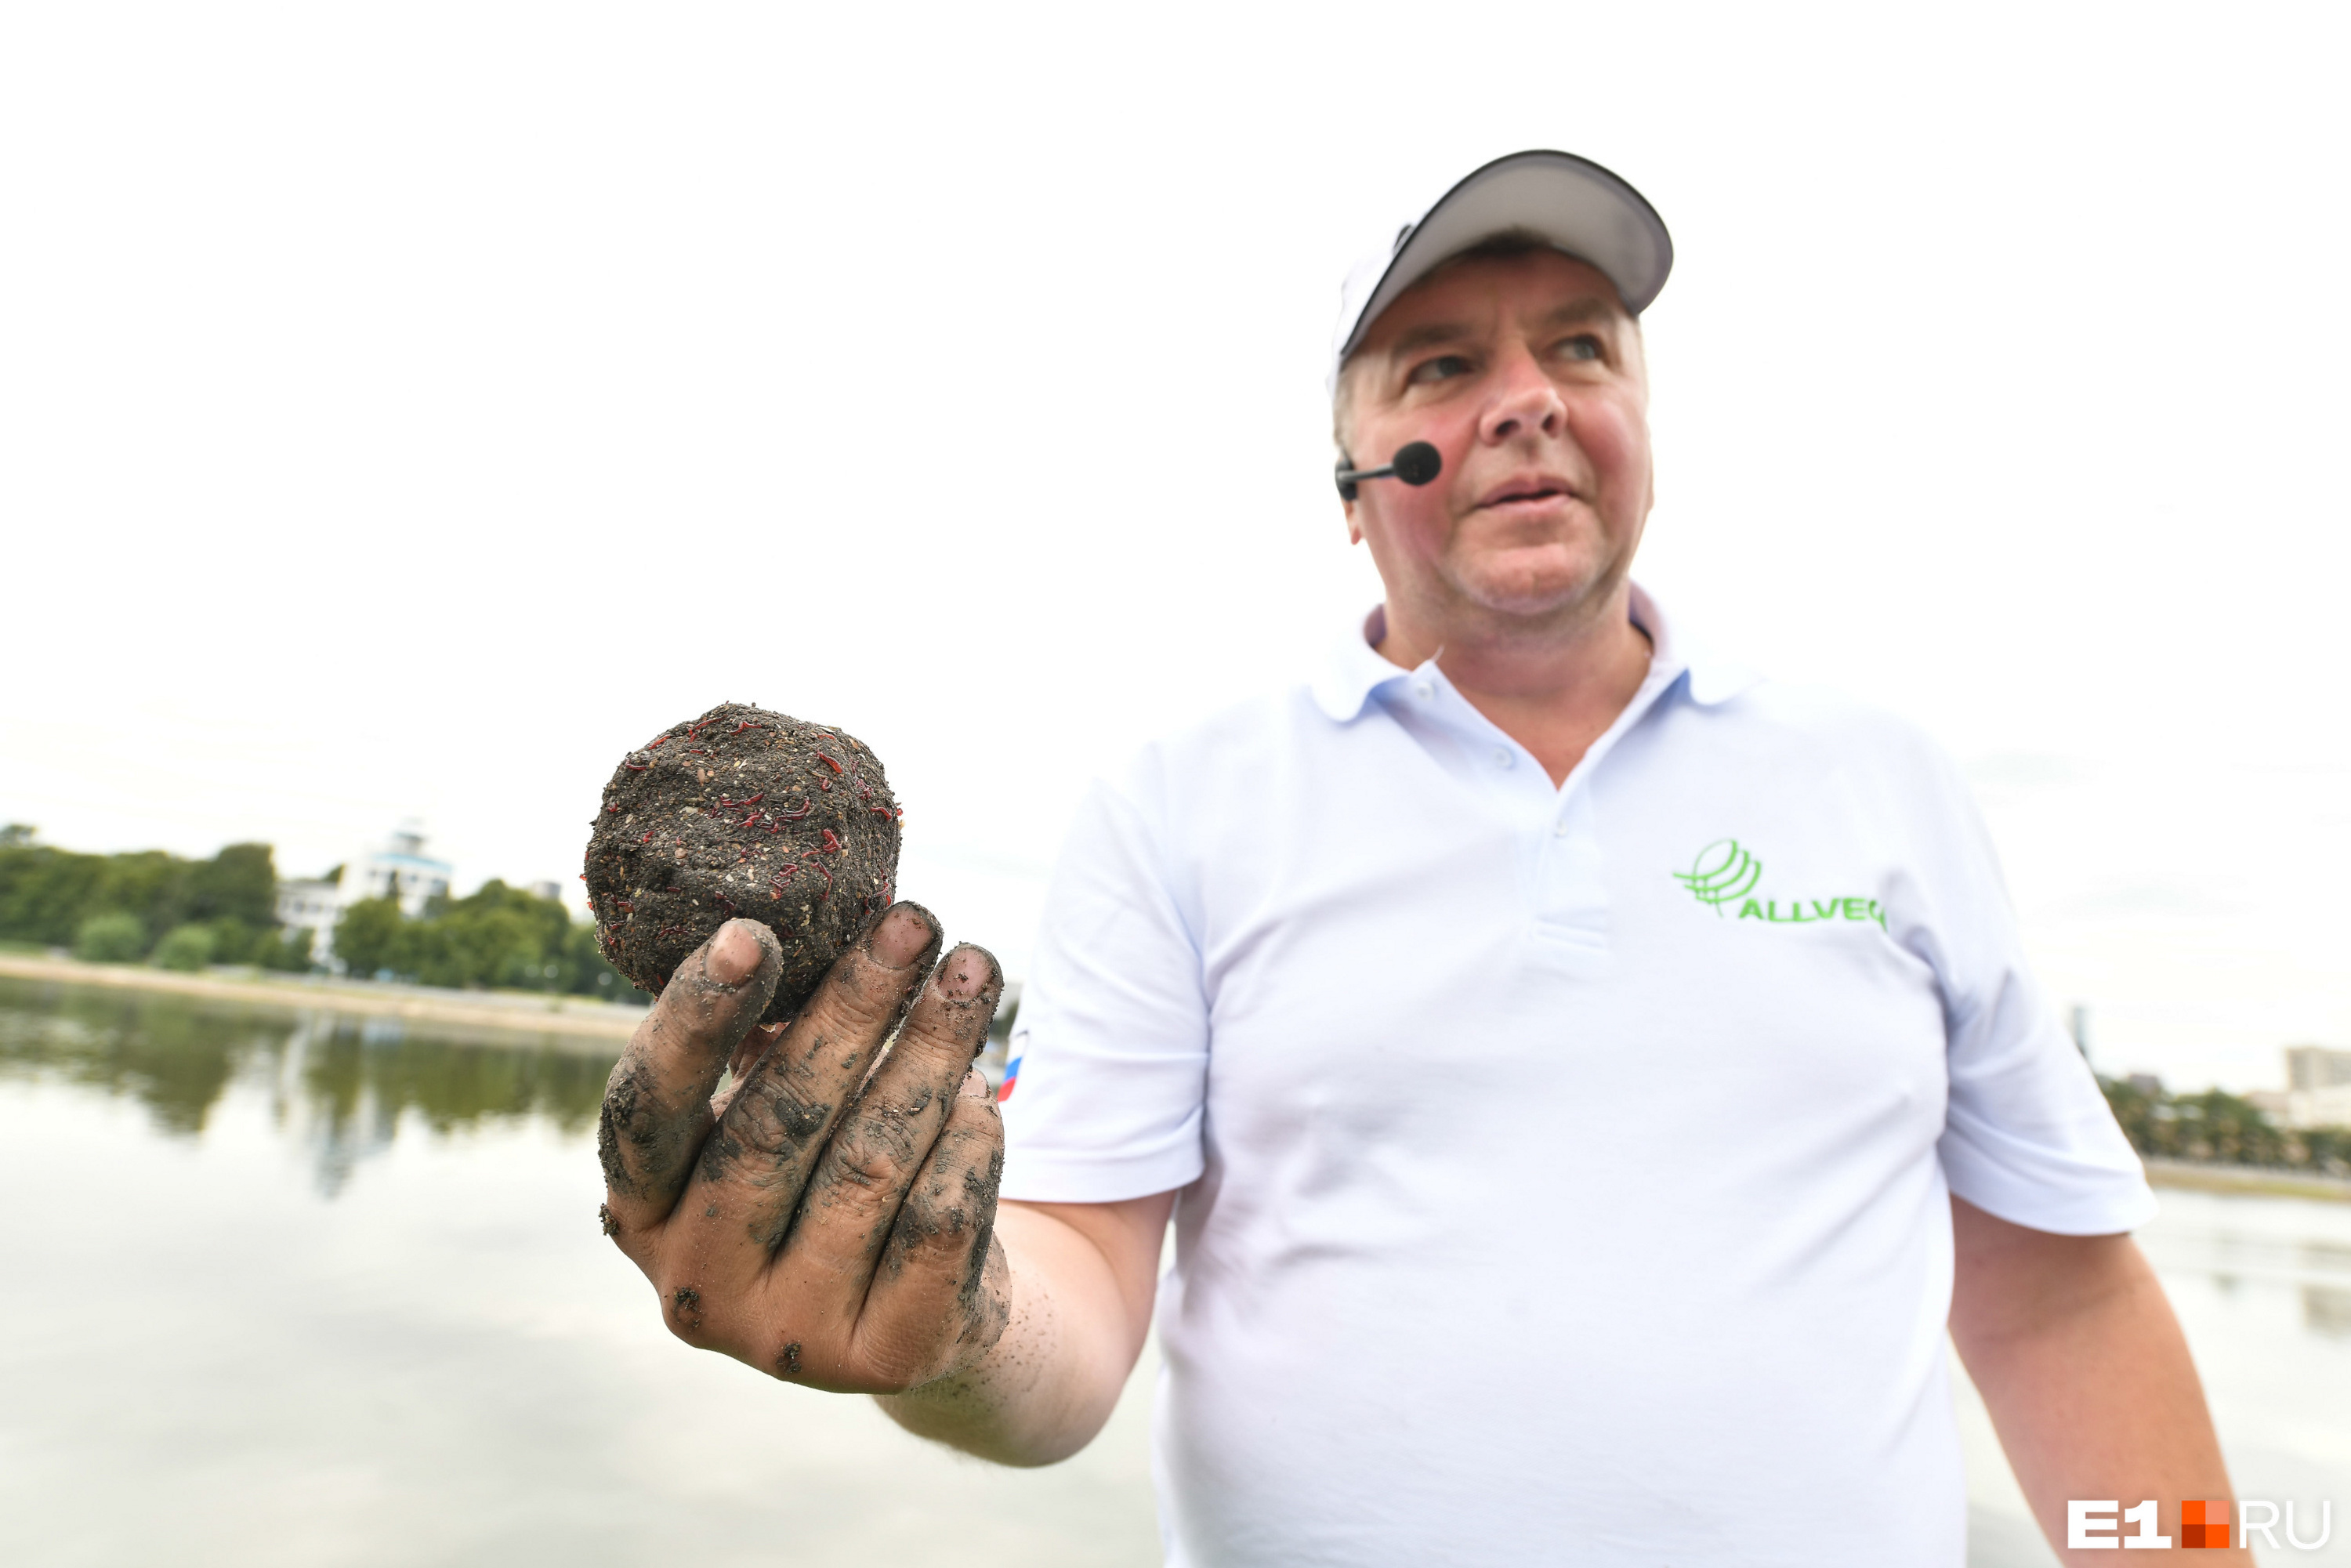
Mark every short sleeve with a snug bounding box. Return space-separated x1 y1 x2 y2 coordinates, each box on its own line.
1897 745 2159 1235
997 762 1210 1203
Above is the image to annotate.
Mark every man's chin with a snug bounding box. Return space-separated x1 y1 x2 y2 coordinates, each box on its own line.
1448 556 1621 622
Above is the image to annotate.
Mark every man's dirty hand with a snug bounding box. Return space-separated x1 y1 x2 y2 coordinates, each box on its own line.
596 905 1011 1392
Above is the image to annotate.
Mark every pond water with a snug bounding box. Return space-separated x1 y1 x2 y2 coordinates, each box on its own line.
1957 1182 2351 1565
1 976 2344 1566
0 977 1157 1568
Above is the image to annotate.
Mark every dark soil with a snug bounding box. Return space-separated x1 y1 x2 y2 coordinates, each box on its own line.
581 701 901 1023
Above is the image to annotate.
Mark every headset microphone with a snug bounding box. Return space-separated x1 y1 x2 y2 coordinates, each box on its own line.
1335 441 1443 502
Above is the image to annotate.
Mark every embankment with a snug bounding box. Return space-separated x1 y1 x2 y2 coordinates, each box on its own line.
0 952 647 1046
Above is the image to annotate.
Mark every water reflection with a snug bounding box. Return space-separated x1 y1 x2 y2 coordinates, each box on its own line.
0 972 1164 1568
1 976 2343 1568
0 976 617 1193
2308 1284 2351 1339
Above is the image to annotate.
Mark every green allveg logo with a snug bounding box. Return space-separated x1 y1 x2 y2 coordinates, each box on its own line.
1674 838 1885 928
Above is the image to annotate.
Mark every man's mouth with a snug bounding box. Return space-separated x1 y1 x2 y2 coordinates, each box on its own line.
1476 477 1578 509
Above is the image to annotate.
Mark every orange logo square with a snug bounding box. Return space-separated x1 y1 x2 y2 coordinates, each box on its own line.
2182 1499 2230 1549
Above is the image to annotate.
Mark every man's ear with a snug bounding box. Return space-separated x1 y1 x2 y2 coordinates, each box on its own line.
1335 449 1364 542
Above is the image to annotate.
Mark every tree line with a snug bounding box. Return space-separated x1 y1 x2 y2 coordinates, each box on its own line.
332 881 646 999
0 825 644 1000
0 824 306 969
2101 1075 2351 1174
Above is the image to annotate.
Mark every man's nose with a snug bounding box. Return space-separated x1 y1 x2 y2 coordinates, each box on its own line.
1479 349 1566 444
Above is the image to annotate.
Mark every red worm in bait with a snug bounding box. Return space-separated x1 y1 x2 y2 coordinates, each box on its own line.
794 846 835 897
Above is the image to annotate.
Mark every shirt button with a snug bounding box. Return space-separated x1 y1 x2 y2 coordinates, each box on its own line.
1554 820 1570 837
1492 748 1512 768
1412 683 1433 701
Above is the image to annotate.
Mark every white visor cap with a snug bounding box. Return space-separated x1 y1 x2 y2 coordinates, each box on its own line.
1329 150 1672 395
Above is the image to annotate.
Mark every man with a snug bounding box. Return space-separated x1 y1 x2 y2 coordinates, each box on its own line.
597 151 2244 1564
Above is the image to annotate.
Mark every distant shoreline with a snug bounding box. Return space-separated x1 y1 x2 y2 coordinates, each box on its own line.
0 952 647 1046
2142 1156 2351 1204
5 954 2342 1198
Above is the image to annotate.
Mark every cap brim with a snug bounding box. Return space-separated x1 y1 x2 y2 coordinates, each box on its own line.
1336 150 1673 367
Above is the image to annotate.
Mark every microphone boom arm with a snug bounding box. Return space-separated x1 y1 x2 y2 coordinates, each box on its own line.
1335 441 1443 502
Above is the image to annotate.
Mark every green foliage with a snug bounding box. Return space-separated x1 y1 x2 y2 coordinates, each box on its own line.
201 917 252 965
253 925 314 972
153 924 217 972
332 882 645 1000
187 843 278 928
2 828 632 1001
74 911 149 963
0 830 285 951
398 880 571 989
2103 1075 2351 1176
332 896 407 980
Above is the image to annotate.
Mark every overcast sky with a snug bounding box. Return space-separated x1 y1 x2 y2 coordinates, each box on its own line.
3 3 2344 1092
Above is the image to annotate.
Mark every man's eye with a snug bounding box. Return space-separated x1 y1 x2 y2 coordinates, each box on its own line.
1407 354 1473 386
1557 335 1603 363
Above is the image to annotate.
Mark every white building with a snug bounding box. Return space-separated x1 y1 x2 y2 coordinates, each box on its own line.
273 823 455 970
347 823 453 918
273 878 342 964
2280 1045 2351 1130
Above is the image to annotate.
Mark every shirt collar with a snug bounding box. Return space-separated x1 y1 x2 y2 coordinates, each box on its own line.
1308 581 1761 724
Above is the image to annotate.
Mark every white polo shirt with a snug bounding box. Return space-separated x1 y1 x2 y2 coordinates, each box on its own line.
1000 585 2154 1568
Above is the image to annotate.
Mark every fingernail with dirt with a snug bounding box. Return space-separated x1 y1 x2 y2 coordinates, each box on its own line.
960 1066 991 1100
934 943 1001 1003
865 901 939 969
705 920 766 987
